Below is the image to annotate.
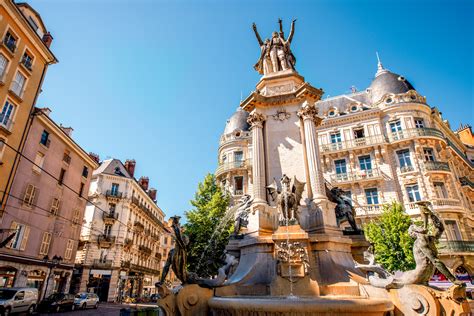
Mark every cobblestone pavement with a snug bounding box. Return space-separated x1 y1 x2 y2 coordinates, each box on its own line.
33 303 159 316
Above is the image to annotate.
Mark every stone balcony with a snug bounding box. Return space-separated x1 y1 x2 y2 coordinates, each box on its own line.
139 245 152 256
134 221 145 233
388 127 445 143
105 190 123 201
423 161 450 173
92 259 112 269
459 177 474 189
102 211 118 224
328 168 383 185
355 204 383 217
404 198 463 215
320 134 386 154
219 131 251 146
215 159 252 178
98 235 116 248
438 241 474 254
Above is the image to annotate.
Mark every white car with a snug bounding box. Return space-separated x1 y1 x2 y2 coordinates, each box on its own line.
74 293 99 309
0 288 38 315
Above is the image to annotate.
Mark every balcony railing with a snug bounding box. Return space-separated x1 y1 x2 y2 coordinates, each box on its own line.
138 245 152 256
329 169 382 184
102 212 118 221
388 128 445 142
124 238 133 247
432 198 462 208
424 161 450 172
0 116 13 133
131 197 164 228
459 177 474 189
92 259 112 269
400 165 415 173
438 241 474 253
134 221 144 232
320 134 386 153
355 204 383 217
106 190 123 198
216 159 251 177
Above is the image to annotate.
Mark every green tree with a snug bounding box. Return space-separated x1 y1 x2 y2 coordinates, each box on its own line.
184 173 231 277
364 202 415 272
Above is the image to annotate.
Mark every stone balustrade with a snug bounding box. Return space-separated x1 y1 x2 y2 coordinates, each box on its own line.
320 134 386 153
438 240 474 253
329 168 383 184
388 127 445 142
215 159 252 177
355 204 383 217
423 161 450 172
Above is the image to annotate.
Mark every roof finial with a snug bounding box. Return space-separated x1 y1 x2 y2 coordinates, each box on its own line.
375 51 388 77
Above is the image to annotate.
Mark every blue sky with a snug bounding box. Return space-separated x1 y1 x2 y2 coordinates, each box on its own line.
28 0 473 219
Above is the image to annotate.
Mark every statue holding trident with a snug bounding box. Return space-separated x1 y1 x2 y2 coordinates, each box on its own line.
252 19 296 75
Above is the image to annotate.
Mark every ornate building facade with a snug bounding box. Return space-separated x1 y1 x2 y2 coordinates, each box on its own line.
217 60 474 280
74 159 167 302
0 1 57 214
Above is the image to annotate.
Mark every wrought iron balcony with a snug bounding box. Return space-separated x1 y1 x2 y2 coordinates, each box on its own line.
438 241 474 253
138 245 152 256
216 159 251 177
320 134 386 153
424 161 450 172
329 169 382 184
388 127 445 142
98 234 116 248
92 259 112 269
102 212 118 223
106 190 123 199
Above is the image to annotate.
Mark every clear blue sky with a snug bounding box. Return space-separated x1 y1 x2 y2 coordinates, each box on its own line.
28 0 473 219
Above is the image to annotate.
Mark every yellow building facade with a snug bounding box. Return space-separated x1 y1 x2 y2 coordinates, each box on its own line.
0 1 57 214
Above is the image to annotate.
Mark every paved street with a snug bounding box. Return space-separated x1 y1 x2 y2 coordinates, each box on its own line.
33 303 160 316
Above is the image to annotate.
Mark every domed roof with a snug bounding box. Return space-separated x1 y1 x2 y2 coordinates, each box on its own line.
368 62 415 103
223 108 250 135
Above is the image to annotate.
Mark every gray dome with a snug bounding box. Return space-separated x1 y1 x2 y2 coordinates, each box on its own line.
223 108 250 134
368 71 415 103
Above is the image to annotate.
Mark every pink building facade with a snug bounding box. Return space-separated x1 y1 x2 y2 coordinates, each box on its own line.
0 108 98 299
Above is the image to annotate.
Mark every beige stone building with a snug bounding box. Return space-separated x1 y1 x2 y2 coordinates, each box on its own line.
217 61 473 280
0 107 98 299
74 158 167 302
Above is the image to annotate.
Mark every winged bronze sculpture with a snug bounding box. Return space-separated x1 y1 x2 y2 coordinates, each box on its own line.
266 174 305 225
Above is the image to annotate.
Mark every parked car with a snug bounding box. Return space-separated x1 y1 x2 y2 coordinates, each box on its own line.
37 293 75 313
74 293 99 309
0 287 38 316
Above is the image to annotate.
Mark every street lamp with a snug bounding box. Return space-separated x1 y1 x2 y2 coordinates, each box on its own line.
42 255 63 300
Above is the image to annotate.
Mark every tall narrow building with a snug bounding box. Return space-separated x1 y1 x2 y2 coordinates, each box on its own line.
0 1 58 214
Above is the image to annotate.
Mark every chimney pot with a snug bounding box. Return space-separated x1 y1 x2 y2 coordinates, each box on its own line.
125 159 136 178
88 153 100 164
139 176 149 191
148 188 157 202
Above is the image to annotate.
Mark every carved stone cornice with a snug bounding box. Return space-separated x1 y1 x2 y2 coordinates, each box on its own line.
247 112 266 129
297 102 322 126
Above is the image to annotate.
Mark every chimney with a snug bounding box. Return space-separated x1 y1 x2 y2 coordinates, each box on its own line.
38 107 52 116
124 159 136 178
148 188 157 202
42 32 53 48
138 176 149 191
60 124 73 137
88 153 100 164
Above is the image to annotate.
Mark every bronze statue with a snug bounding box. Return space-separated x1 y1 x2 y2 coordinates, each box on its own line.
327 187 359 232
356 202 463 289
158 216 189 285
266 175 305 224
252 19 296 75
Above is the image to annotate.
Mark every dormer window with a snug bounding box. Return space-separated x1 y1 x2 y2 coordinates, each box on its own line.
385 98 393 104
350 105 358 112
328 110 335 117
21 52 33 71
3 31 17 53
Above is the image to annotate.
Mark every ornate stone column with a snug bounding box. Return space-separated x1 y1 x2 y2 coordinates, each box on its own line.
297 101 326 200
247 111 267 204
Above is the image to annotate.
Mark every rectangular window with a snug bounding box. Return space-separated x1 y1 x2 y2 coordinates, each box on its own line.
58 168 66 185
359 155 372 171
21 52 33 70
64 240 74 260
9 222 30 251
109 203 116 214
221 154 227 164
111 183 119 196
334 159 347 174
23 184 36 207
406 184 421 202
62 151 71 164
79 182 85 197
39 232 52 255
82 166 89 178
3 31 17 52
414 118 425 129
423 148 435 162
50 198 60 215
397 149 413 172
365 188 379 205
72 208 81 224
434 182 448 199
11 71 26 97
354 128 365 139
234 151 243 162
390 120 402 132
444 220 462 240
40 130 50 147
0 101 15 130
0 54 8 79
104 225 112 237
234 176 244 195
330 132 341 144
32 152 44 174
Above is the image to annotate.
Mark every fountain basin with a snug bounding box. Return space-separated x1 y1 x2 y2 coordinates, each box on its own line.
209 296 393 316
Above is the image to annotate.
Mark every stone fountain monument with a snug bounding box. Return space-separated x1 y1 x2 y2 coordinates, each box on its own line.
156 20 470 316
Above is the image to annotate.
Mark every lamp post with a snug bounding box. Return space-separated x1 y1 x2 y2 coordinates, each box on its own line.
42 255 62 300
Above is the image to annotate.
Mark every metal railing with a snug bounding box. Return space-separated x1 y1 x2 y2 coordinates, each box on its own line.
216 159 251 177
320 134 386 153
92 259 112 269
98 235 116 244
388 127 445 142
329 169 382 183
106 190 123 198
138 245 152 256
102 212 118 221
424 161 450 172
438 241 474 253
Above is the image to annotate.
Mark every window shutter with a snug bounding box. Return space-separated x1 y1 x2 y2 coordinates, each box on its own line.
31 187 39 208
0 55 7 76
7 221 17 248
20 226 30 251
